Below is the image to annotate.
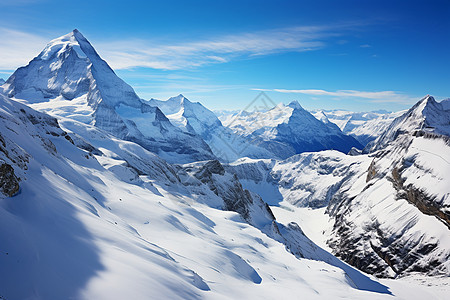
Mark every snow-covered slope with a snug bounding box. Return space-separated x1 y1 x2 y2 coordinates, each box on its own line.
2 30 214 163
364 96 450 153
226 96 450 279
147 94 276 162
0 93 416 300
312 109 403 146
346 111 405 145
311 110 390 133
221 101 363 158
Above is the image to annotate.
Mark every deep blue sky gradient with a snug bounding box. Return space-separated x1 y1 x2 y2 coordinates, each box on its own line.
0 0 448 111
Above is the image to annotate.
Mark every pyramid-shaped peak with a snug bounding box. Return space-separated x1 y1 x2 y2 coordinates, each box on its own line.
50 29 87 45
410 95 439 116
39 29 95 61
169 94 190 104
419 94 435 104
288 100 303 110
71 28 88 40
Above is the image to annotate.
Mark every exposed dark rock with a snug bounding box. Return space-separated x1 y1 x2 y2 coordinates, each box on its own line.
194 160 225 181
181 160 275 224
391 166 450 229
0 162 20 197
327 160 450 278
366 160 377 182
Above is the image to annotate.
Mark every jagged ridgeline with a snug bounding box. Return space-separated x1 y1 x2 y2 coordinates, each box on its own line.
0 29 449 299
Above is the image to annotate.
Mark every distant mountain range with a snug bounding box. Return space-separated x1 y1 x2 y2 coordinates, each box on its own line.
1 30 449 299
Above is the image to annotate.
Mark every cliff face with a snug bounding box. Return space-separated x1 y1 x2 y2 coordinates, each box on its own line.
327 127 450 278
225 97 450 278
178 159 276 227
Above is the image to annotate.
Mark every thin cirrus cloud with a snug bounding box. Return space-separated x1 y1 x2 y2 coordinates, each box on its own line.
95 26 334 70
0 23 357 71
0 28 49 71
252 88 418 104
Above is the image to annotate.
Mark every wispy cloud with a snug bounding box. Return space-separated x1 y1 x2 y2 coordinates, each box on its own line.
252 88 418 104
95 26 333 70
0 28 49 70
94 23 362 70
0 23 361 71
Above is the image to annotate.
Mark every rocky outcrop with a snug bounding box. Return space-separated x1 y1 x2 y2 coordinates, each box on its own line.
366 160 377 182
0 162 20 197
178 159 276 226
391 166 450 229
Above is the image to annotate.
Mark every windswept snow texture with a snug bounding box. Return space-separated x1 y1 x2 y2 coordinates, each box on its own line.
147 94 276 162
2 30 214 163
219 101 363 158
0 94 404 300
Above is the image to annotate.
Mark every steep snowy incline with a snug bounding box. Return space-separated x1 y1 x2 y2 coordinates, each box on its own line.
346 111 405 145
0 94 411 300
221 101 363 158
225 96 450 279
365 95 450 153
2 30 214 163
147 94 276 162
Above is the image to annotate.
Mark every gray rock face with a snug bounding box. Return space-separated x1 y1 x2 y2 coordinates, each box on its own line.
0 162 19 197
178 159 275 226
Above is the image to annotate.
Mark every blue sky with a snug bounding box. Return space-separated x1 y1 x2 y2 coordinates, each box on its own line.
0 0 449 112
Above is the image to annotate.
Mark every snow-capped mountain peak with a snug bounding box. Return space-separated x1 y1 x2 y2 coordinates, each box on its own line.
287 100 302 110
364 95 450 153
39 29 89 60
4 29 141 109
3 30 215 163
219 101 363 157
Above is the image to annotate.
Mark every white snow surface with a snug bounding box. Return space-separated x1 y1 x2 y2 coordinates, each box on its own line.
226 108 450 279
365 96 450 153
0 94 424 300
1 30 449 299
